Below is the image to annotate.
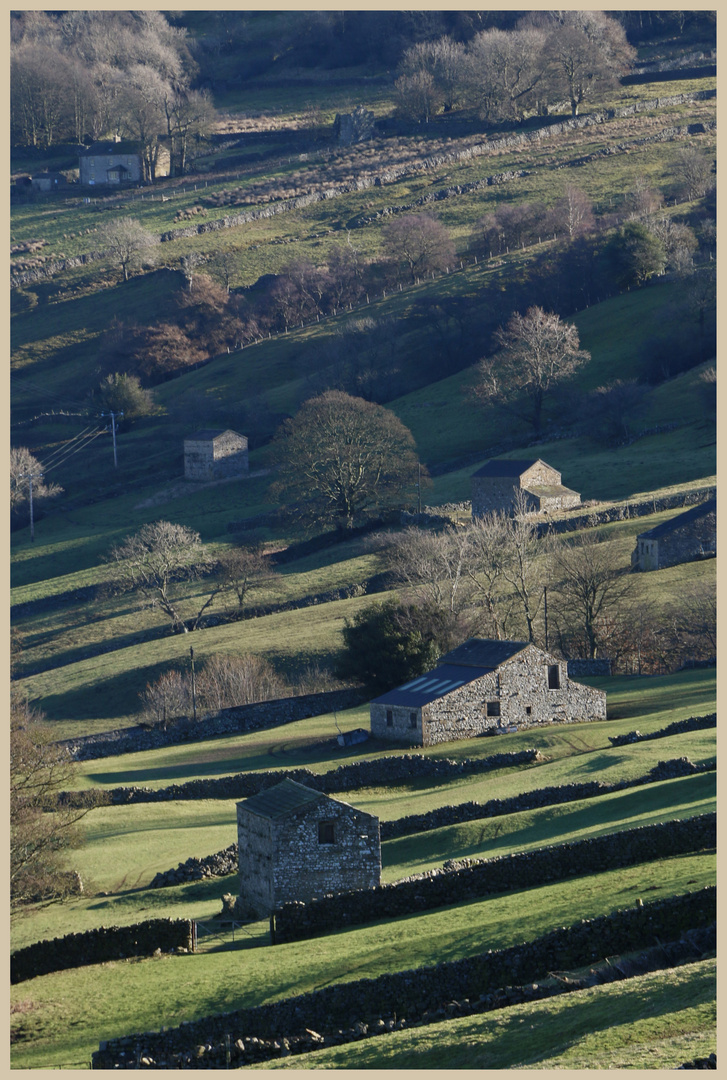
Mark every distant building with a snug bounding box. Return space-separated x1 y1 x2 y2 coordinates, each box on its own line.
79 141 144 186
631 498 716 571
471 458 581 517
236 779 381 916
184 429 249 481
29 172 68 193
370 638 607 747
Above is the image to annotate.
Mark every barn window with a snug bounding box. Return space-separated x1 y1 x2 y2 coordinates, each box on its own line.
409 712 418 728
318 821 335 845
525 706 532 716
386 709 393 727
486 701 500 717
548 665 560 690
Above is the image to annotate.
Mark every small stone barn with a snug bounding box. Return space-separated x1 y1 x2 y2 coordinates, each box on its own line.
184 429 248 481
370 639 607 747
631 498 716 571
471 458 581 517
236 779 381 916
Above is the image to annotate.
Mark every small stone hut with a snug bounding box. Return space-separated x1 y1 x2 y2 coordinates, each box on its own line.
184 429 248 481
370 639 607 747
236 779 381 916
631 498 716 571
472 458 581 517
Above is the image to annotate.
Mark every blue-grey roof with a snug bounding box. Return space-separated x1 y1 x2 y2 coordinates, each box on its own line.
638 498 715 540
185 429 242 442
237 778 324 819
439 639 529 669
370 664 491 707
472 458 542 479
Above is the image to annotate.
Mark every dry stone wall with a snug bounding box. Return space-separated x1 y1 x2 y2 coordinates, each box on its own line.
272 814 715 943
91 888 715 1069
609 713 716 746
11 918 194 985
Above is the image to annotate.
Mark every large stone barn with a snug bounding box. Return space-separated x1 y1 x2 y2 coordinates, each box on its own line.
370 639 607 747
471 458 581 517
236 779 381 916
184 429 249 481
631 498 716 571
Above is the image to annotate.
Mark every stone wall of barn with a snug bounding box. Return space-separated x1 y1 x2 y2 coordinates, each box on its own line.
370 703 425 745
655 508 716 569
496 650 607 727
271 803 381 909
184 433 248 481
237 810 275 915
237 802 381 915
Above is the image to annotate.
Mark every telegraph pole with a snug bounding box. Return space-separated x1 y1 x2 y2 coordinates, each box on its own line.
543 585 549 651
20 471 42 542
189 646 197 722
102 410 124 467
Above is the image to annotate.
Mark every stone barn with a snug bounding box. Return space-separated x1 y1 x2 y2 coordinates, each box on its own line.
631 498 716 571
184 429 249 481
236 779 381 916
471 458 581 517
370 639 607 747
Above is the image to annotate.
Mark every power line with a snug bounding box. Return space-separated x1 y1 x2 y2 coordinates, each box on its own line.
39 423 102 470
39 428 106 475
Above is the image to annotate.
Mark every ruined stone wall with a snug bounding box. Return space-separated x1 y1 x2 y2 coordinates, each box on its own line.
271 804 380 909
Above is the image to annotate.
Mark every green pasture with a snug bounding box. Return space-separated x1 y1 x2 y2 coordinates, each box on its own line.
255 958 716 1070
10 855 714 1070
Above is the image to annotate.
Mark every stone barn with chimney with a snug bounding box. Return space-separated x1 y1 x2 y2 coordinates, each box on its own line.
236 779 381 916
631 498 716 571
184 429 249 481
370 639 607 747
471 459 581 517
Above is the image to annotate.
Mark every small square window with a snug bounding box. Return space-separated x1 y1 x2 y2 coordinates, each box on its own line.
318 821 335 845
486 701 500 717
386 709 393 727
525 706 532 716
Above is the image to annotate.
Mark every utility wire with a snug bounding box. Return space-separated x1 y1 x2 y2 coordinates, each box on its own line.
38 424 102 470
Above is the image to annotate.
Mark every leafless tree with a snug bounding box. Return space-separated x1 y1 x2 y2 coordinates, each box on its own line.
394 69 443 124
196 653 287 714
138 669 190 728
547 185 595 239
109 520 222 633
385 213 456 283
97 217 158 282
10 447 62 512
218 545 280 612
271 391 422 531
475 307 590 435
673 146 714 201
466 27 545 122
550 530 633 659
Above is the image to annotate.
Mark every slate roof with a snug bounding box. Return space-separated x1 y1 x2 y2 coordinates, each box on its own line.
439 639 530 669
370 664 490 707
79 141 141 156
525 484 579 499
185 429 241 442
237 779 325 820
638 498 716 540
471 458 543 479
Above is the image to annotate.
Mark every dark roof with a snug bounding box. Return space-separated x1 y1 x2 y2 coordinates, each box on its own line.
237 779 325 820
80 141 141 156
472 458 543 479
185 429 241 442
525 484 579 498
439 639 530 669
638 498 716 540
371 663 491 707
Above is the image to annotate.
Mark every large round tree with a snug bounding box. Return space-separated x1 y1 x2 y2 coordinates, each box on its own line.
270 390 422 531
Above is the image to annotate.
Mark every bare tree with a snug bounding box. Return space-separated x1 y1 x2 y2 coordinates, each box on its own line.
550 530 633 659
97 217 158 282
394 69 443 124
10 447 62 512
475 307 590 435
196 653 287 714
138 669 190 729
465 27 545 122
673 146 714 201
384 526 474 621
11 694 104 912
499 491 550 644
536 11 636 117
271 391 422 531
218 545 280 612
547 185 595 239
463 512 516 639
109 520 222 633
384 213 456 283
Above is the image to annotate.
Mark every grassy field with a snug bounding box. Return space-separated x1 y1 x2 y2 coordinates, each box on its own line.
10 50 716 1071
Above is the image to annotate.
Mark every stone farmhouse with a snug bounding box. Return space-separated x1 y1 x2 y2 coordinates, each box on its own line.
370 639 607 747
471 458 581 517
78 141 170 186
236 779 381 916
184 429 249 481
631 498 716 571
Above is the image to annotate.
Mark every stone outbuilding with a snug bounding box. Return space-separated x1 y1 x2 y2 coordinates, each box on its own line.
631 498 716 571
471 458 581 517
236 779 381 916
184 429 249 481
370 638 607 747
